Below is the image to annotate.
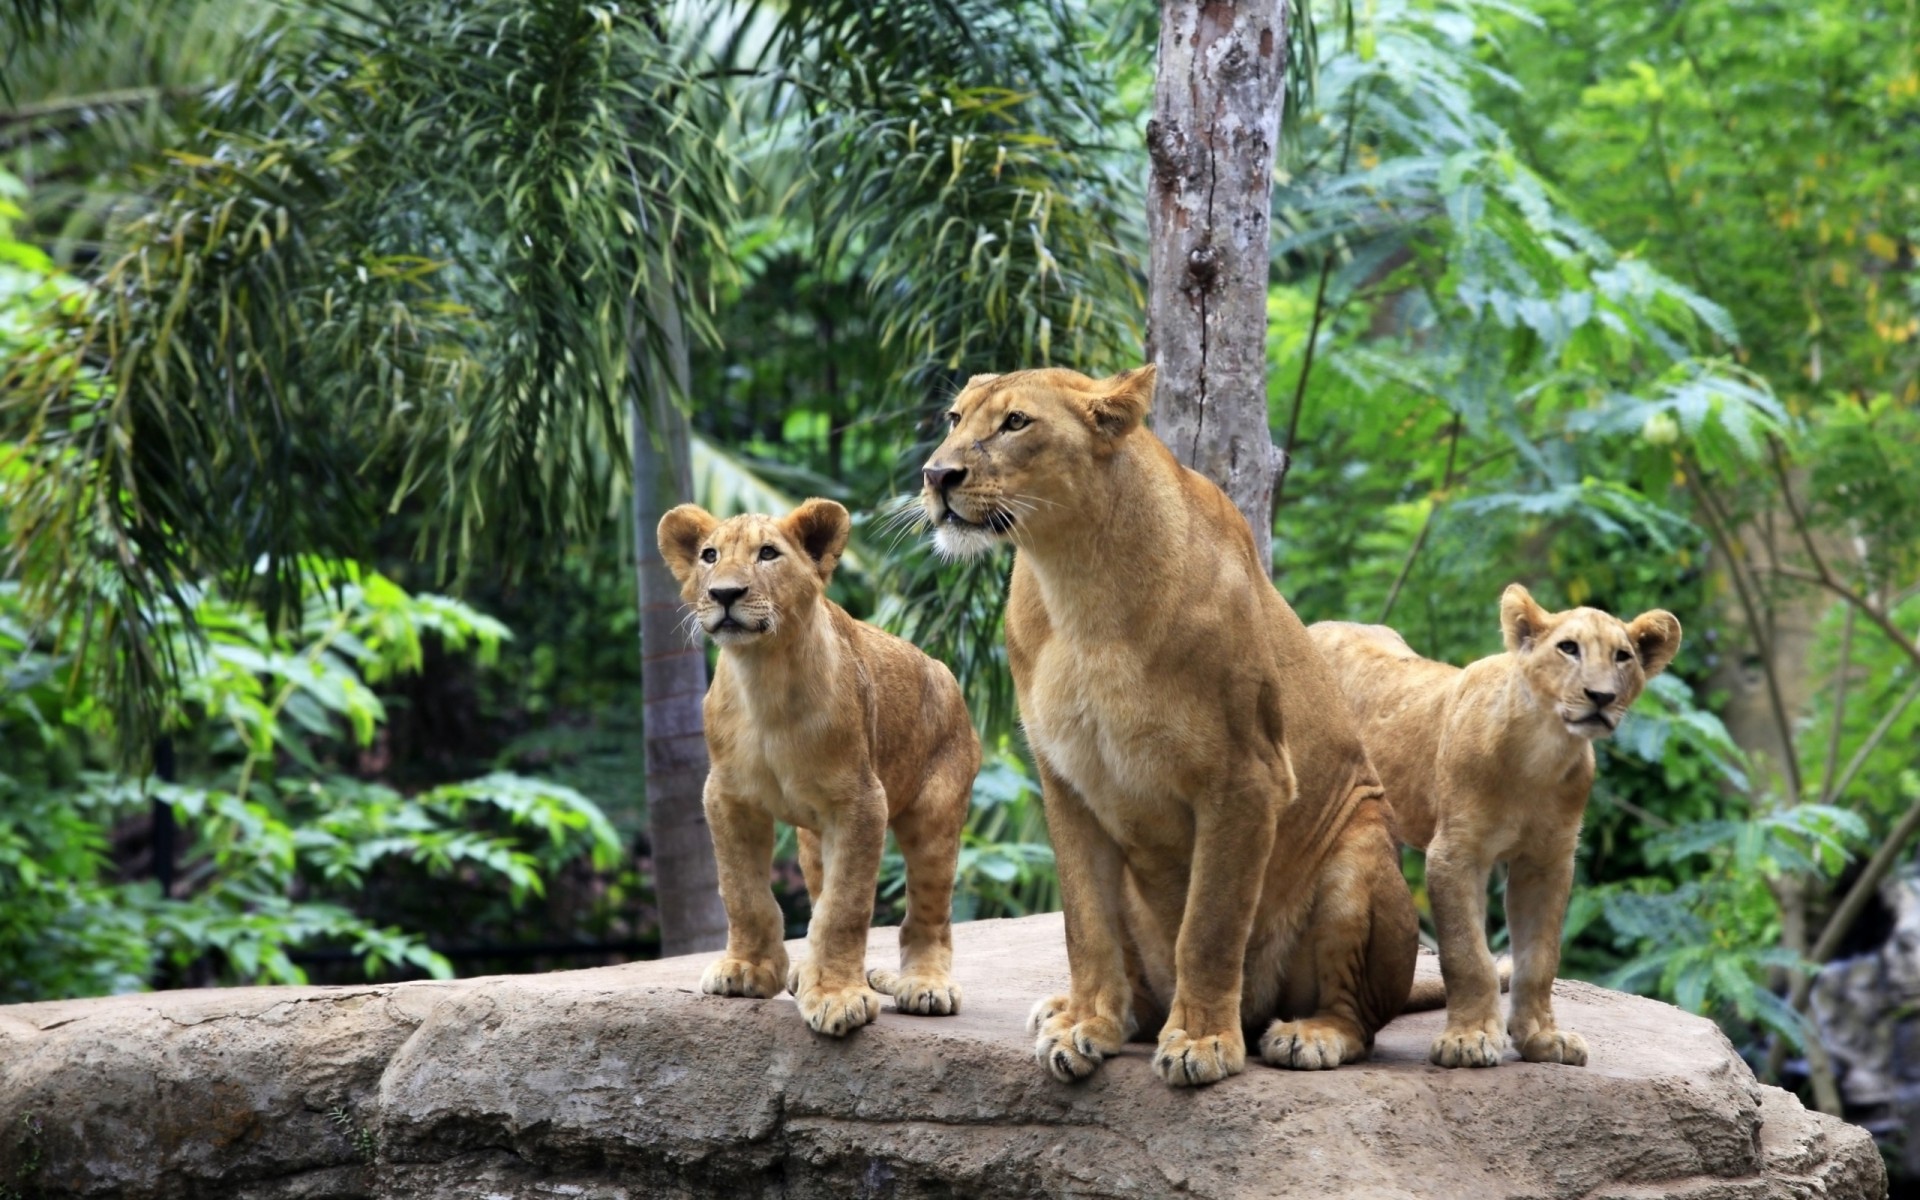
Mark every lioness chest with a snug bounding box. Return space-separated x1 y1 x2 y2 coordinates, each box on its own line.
1021 634 1232 852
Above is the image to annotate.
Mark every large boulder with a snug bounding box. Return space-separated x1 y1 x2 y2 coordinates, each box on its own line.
0 914 1885 1199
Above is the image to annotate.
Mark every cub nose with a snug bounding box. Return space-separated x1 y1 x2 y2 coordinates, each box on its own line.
709 585 747 607
923 465 967 493
1585 688 1617 708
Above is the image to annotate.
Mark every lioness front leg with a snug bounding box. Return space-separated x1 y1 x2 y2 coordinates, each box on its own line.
1155 782 1279 1086
1426 837 1506 1067
701 783 789 1000
1506 844 1587 1065
791 785 888 1037
1030 767 1135 1082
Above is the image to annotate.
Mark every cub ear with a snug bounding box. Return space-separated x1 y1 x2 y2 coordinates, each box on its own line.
1500 583 1552 653
781 498 851 581
1627 609 1683 678
1089 365 1156 439
657 504 719 585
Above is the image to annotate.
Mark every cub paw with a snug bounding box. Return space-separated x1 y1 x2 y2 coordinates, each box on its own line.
868 968 961 1016
1518 1027 1588 1066
1430 1019 1507 1068
1030 999 1127 1083
1259 1019 1358 1071
1152 1026 1245 1087
794 980 882 1037
700 956 785 999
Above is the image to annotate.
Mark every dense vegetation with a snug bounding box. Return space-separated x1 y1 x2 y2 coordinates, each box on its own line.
2 0 1915 1141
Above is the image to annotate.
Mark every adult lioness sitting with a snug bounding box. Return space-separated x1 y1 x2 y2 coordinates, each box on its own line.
921 366 1417 1087
1310 586 1681 1068
658 499 979 1037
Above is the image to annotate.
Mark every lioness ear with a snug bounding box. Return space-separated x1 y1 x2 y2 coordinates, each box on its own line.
781 498 851 581
1500 583 1551 653
964 372 1001 390
657 505 718 585
1627 609 1683 678
1089 365 1156 439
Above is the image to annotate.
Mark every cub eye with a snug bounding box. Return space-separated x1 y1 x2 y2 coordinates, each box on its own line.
945 411 961 428
1614 648 1633 663
758 545 781 562
1556 640 1580 656
700 547 717 564
1002 411 1031 431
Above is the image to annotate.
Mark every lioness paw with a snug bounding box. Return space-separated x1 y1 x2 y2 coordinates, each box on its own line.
1260 1019 1359 1071
1519 1027 1588 1066
1032 1005 1126 1083
868 968 962 1016
1152 1027 1246 1087
1026 994 1071 1036
795 981 882 1037
700 956 785 999
1430 1020 1507 1068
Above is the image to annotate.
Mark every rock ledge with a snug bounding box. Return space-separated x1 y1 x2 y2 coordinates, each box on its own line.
0 914 1887 1199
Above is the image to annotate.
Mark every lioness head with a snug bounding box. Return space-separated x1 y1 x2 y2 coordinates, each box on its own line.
919 365 1157 559
656 498 851 648
1500 584 1683 739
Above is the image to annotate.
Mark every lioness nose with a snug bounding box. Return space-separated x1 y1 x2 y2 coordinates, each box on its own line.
709 586 747 607
1585 688 1617 708
923 465 967 493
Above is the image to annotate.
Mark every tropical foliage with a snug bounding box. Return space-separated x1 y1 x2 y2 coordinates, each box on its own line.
3 0 1917 1154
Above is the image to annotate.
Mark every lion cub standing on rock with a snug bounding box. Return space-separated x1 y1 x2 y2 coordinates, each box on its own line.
1310 586 1681 1068
658 499 979 1037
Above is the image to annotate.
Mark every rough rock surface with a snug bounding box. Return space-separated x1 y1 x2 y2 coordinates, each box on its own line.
0 914 1887 1200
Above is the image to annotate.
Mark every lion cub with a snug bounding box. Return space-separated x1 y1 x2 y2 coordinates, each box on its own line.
658 498 979 1037
1310 585 1680 1068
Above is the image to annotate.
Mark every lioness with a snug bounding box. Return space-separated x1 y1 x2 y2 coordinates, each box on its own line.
658 498 980 1037
1310 586 1681 1067
921 366 1417 1086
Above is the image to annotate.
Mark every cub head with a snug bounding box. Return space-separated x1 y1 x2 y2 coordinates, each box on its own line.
1500 583 1683 740
920 365 1158 559
656 498 851 648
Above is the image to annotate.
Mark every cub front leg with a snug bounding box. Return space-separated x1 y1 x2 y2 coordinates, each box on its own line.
791 783 888 1037
1425 836 1506 1067
701 781 789 1000
1154 779 1280 1087
1030 765 1136 1082
1506 844 1587 1065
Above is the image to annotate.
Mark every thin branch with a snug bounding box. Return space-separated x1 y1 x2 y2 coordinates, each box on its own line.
1824 673 1920 815
1380 414 1461 624
1809 789 1920 969
1688 468 1804 800
1815 606 1854 804
1771 566 1920 670
1273 77 1370 516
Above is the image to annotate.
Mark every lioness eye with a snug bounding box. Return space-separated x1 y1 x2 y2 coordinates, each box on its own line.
1557 640 1579 656
700 547 717 564
1614 648 1633 663
758 545 780 562
1003 411 1031 431
945 411 961 428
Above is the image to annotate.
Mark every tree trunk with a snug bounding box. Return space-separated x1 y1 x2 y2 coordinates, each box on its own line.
1145 0 1288 574
633 295 729 957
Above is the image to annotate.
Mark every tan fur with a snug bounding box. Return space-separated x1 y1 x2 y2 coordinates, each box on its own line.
1310 586 1681 1067
920 366 1418 1087
657 499 980 1037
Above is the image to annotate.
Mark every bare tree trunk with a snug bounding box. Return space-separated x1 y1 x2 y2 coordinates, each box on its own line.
633 295 728 957
1145 0 1288 574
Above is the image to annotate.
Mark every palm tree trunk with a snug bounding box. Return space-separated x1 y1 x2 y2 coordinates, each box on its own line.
632 293 729 957
1144 0 1289 575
